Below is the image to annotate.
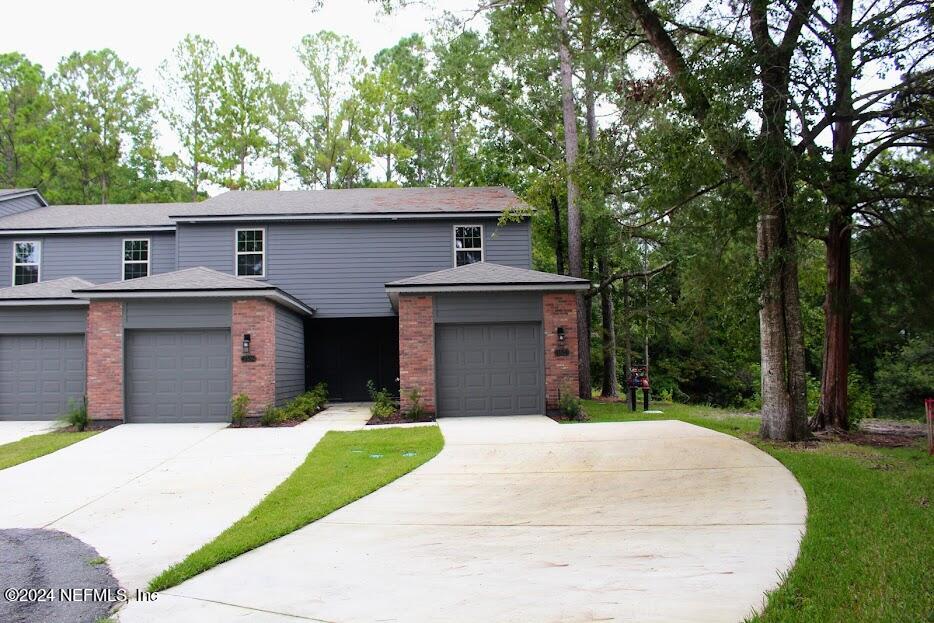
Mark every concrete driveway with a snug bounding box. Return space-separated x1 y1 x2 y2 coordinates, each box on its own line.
0 406 368 591
119 416 807 623
0 421 60 446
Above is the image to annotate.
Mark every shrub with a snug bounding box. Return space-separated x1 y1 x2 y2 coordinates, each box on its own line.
404 387 427 421
657 388 674 403
60 397 89 431
367 380 398 419
280 383 329 421
875 336 934 420
261 405 285 427
847 371 874 430
558 388 586 421
231 394 250 427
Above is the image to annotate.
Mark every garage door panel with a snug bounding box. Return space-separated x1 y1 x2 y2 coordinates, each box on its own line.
126 329 231 423
0 334 86 421
436 323 543 417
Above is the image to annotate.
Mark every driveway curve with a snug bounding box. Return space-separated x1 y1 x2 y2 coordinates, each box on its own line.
120 417 806 623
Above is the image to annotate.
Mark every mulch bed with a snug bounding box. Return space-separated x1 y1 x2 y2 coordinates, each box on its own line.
366 412 436 426
63 420 120 433
229 406 327 429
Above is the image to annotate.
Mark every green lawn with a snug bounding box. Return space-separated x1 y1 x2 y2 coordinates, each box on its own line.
149 425 445 592
578 400 934 623
0 431 98 471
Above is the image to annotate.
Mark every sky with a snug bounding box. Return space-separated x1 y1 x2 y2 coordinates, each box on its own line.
4 0 479 191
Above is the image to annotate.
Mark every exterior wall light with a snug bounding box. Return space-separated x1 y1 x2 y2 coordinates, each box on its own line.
241 333 256 362
557 327 566 342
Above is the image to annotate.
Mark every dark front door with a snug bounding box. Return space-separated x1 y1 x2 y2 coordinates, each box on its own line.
306 318 399 401
0 334 86 421
125 329 231 422
435 322 544 417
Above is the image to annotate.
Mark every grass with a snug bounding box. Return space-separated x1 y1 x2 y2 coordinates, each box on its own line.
0 430 98 471
149 425 445 592
578 399 934 623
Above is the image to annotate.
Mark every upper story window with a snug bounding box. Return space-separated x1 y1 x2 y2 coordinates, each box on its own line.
236 229 265 277
13 241 40 285
123 239 150 280
454 225 483 267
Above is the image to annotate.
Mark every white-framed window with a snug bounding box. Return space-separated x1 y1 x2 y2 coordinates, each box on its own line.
236 228 265 277
454 225 483 267
123 238 150 280
13 240 40 285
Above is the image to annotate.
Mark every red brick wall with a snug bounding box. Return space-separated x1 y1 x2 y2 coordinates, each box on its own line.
398 294 436 414
543 292 580 411
231 299 277 416
86 301 124 421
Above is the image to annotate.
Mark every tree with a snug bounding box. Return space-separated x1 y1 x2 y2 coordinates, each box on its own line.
787 0 934 431
294 31 366 188
209 46 272 189
0 53 51 189
159 35 219 200
48 49 156 204
554 0 590 398
618 0 813 440
358 58 413 185
268 81 300 190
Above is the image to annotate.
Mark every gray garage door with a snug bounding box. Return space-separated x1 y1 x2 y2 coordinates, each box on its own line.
0 334 86 421
125 330 231 423
436 323 544 417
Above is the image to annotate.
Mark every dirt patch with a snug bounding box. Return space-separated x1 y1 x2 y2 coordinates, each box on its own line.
813 428 923 448
62 420 120 433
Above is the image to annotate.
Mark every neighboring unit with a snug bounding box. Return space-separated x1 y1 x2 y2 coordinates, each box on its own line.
0 187 586 423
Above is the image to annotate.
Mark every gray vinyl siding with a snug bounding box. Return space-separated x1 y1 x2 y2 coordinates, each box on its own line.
176 219 532 317
0 306 88 334
0 194 44 218
434 293 543 324
125 300 231 329
0 232 176 288
275 306 305 406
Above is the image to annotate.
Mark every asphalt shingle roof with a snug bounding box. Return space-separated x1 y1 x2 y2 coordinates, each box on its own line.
74 267 275 293
0 277 94 301
0 202 200 230
385 262 591 288
176 187 526 217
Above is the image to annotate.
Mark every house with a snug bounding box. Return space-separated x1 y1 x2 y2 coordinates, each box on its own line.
0 188 588 423
0 188 47 218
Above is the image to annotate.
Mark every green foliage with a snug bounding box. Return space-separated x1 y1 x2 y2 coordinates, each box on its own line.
558 388 586 421
0 431 98 471
230 393 250 427
60 397 89 431
403 387 428 421
280 384 329 422
149 426 444 592
367 380 398 420
846 372 874 429
874 337 934 420
260 405 285 427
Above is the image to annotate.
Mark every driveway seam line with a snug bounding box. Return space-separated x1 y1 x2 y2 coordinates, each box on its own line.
413 465 777 474
317 521 807 528
442 436 730 446
158 593 338 622
41 426 228 529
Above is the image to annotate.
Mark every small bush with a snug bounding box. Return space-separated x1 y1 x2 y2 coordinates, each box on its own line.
559 388 586 421
231 394 250 427
875 336 933 420
367 380 398 420
261 405 286 427
847 371 874 429
404 387 427 421
280 383 329 421
657 388 674 403
60 397 89 431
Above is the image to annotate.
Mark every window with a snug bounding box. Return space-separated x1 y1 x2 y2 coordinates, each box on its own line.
13 241 40 285
236 229 265 277
454 225 483 267
123 239 150 280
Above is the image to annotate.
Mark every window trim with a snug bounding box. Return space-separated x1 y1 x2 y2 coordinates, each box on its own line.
453 224 484 267
12 240 41 286
235 227 266 278
122 237 151 281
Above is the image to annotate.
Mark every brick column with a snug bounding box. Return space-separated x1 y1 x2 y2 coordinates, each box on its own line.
543 292 579 412
398 294 435 414
86 301 124 421
231 299 277 416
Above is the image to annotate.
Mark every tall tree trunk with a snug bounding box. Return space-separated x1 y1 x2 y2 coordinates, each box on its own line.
599 257 618 397
813 0 856 431
622 279 632 376
192 160 200 201
554 0 589 398
551 194 565 274
643 260 651 380
813 212 852 430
